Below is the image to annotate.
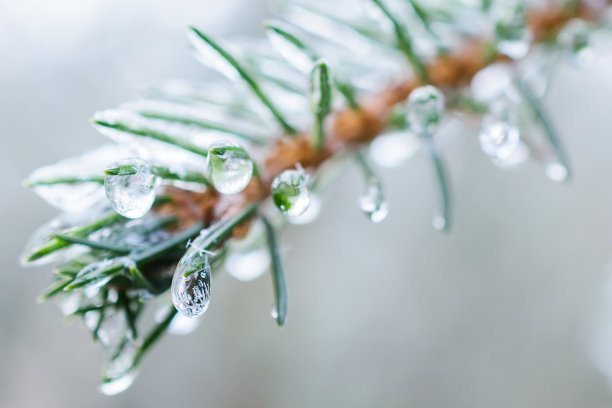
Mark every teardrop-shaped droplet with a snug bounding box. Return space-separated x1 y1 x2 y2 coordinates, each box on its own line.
171 248 211 318
559 19 594 67
491 0 532 60
479 118 521 161
104 158 157 219
271 167 310 216
100 341 139 396
407 85 445 135
207 140 254 194
359 181 388 223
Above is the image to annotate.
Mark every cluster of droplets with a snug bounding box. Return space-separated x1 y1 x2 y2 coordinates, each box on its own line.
171 234 212 318
491 0 531 60
207 140 254 194
104 158 158 219
271 165 311 216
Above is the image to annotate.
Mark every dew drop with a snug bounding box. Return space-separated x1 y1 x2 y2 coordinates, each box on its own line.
546 163 568 183
491 0 532 60
207 140 254 194
432 216 447 231
104 158 157 219
407 85 445 135
270 305 279 320
359 181 388 223
171 248 211 318
272 167 310 216
479 118 521 161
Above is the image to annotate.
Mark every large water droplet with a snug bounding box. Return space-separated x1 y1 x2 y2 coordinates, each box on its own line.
100 341 139 396
407 85 445 135
491 0 532 59
207 140 254 194
559 19 594 68
272 167 310 216
359 181 388 223
104 158 157 219
171 248 211 318
479 118 521 160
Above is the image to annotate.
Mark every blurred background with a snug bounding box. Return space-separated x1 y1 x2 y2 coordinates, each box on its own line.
3 0 612 407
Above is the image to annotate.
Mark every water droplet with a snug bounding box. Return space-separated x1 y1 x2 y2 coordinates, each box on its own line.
369 131 421 168
359 181 388 223
559 19 594 68
104 158 157 219
272 167 310 216
171 248 211 318
100 341 139 396
270 305 279 320
491 140 529 169
479 118 521 160
491 0 531 59
288 194 322 225
546 163 568 182
207 140 254 194
432 216 447 231
407 85 445 135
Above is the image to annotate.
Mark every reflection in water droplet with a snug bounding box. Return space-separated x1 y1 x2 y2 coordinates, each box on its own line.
479 119 521 160
207 140 254 194
359 182 388 223
105 158 157 219
272 167 311 216
171 249 211 318
407 85 445 135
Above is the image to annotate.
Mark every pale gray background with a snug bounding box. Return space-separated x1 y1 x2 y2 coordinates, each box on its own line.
2 0 612 407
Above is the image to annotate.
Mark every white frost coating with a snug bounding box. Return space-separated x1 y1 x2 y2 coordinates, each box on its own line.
266 25 314 75
27 144 132 213
187 29 242 82
93 109 210 172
